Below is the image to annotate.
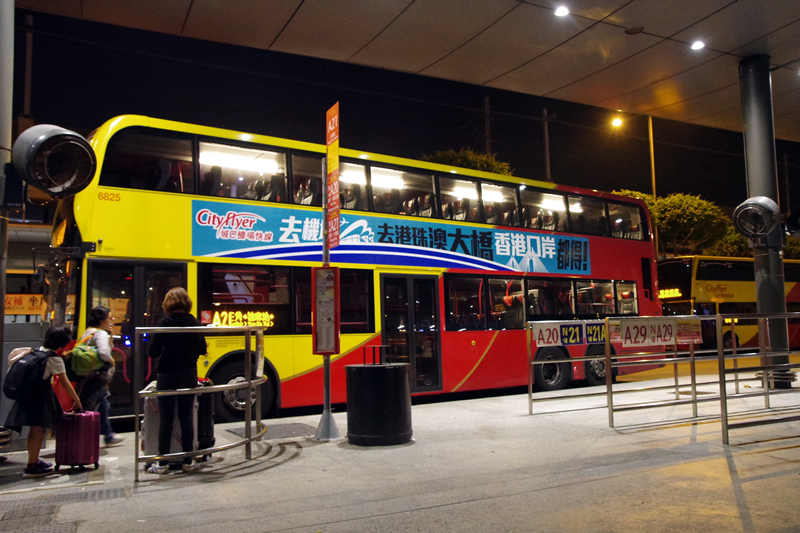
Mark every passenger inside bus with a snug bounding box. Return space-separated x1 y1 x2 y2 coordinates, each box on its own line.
418 194 434 217
402 197 418 216
201 166 222 196
294 178 321 206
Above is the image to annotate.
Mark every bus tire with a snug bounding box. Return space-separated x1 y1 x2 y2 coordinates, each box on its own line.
210 361 276 423
584 345 616 386
533 347 570 392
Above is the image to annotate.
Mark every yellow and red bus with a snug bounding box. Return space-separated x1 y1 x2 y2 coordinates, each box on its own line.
47 115 661 420
658 255 800 347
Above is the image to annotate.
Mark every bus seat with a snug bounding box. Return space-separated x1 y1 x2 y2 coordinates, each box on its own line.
452 198 469 221
154 159 174 192
418 194 434 217
441 201 453 220
467 203 481 222
484 202 498 224
262 174 286 203
542 211 559 231
402 197 418 216
341 183 362 210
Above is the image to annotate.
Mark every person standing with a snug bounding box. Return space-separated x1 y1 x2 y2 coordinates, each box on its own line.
79 306 124 447
5 326 82 478
146 287 207 474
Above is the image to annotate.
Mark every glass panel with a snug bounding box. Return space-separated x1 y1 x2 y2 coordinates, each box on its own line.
198 264 291 335
608 203 644 240
383 278 409 365
519 189 567 231
575 280 615 316
199 142 286 201
616 281 638 315
413 278 439 388
481 183 518 227
90 265 134 414
439 177 481 222
340 269 373 333
526 279 573 317
568 195 607 236
445 276 485 331
339 162 368 211
100 128 194 193
696 260 755 281
294 268 312 334
487 278 525 329
291 154 323 207
370 166 435 217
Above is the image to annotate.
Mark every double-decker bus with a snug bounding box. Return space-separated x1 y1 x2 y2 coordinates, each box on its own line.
46 115 661 421
658 255 800 347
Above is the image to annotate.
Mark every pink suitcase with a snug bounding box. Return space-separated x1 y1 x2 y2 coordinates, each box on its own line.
55 411 100 471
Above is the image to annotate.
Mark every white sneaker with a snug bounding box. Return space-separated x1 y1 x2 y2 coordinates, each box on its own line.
182 462 200 473
147 464 168 475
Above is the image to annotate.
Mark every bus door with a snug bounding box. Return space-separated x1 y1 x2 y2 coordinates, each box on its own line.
87 261 186 416
380 275 442 392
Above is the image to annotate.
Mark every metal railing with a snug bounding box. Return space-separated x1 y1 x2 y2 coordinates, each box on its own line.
716 313 800 444
526 314 800 443
133 325 268 482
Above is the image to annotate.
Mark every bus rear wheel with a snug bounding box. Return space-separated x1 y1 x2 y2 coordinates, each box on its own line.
211 361 276 423
584 346 616 386
533 348 570 392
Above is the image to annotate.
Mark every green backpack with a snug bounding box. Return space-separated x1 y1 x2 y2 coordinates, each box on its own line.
68 330 104 377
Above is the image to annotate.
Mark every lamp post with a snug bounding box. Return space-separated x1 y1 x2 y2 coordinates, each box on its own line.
612 114 659 259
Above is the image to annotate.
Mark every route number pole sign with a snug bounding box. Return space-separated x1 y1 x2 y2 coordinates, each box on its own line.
312 266 340 355
325 102 340 255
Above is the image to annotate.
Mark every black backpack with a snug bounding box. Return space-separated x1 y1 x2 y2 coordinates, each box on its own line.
3 350 49 400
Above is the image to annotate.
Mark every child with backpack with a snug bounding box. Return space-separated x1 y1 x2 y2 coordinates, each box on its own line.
4 326 82 478
77 306 123 447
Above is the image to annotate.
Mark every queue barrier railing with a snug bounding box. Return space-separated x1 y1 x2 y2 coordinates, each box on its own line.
133 325 268 482
526 314 800 443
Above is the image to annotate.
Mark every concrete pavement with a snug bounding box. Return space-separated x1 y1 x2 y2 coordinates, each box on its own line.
0 377 799 532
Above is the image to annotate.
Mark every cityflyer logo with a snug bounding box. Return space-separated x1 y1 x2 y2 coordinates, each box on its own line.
195 209 274 243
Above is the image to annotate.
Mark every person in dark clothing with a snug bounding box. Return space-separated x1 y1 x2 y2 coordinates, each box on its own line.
146 287 207 474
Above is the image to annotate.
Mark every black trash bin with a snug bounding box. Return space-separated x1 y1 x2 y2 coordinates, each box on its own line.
346 363 412 446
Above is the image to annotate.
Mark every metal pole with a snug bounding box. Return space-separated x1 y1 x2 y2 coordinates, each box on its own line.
527 321 532 415
759 317 770 408
716 315 729 445
672 343 680 401
731 321 739 394
739 55 790 387
134 330 141 482
689 342 697 418
255 330 263 439
0 0 16 393
605 317 614 428
543 108 552 182
244 329 252 459
322 158 329 266
648 116 659 259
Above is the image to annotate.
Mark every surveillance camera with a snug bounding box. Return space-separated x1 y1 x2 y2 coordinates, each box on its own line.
11 124 96 198
733 196 780 239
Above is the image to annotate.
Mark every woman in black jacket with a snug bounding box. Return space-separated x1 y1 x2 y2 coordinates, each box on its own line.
146 287 206 474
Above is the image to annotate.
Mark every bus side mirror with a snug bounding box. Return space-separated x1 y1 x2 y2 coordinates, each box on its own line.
733 196 779 239
9 124 96 198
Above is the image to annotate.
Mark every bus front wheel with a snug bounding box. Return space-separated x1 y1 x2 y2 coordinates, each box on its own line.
211 361 276 423
584 346 616 386
533 348 570 392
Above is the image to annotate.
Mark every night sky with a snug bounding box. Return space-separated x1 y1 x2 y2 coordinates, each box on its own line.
12 9 800 210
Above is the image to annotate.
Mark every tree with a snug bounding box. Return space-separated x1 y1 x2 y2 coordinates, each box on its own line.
703 226 751 257
784 236 800 259
657 193 729 255
422 148 513 175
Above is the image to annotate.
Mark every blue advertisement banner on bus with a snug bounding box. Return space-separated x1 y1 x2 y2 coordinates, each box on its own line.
191 201 591 274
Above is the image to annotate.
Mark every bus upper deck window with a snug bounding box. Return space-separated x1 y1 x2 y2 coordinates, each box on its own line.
608 202 644 240
100 128 194 193
199 142 286 202
616 281 638 315
371 166 434 217
290 154 323 207
519 190 567 231
439 177 480 222
340 162 367 211
568 196 607 236
481 183 517 227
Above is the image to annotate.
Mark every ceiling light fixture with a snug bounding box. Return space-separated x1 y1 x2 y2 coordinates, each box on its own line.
691 41 705 50
554 6 569 16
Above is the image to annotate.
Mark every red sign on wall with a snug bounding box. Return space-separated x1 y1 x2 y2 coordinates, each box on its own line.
326 103 340 250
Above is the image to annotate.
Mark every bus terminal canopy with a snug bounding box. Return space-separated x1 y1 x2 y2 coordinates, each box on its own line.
16 0 800 142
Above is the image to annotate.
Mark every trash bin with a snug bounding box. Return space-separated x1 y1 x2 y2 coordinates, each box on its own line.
345 363 412 446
